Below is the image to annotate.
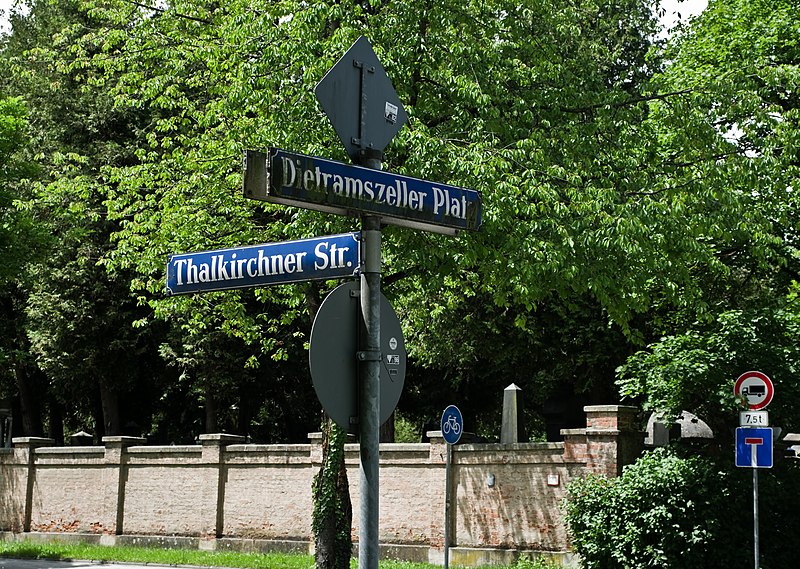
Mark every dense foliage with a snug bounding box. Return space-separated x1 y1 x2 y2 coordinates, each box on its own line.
2 0 800 564
565 447 800 569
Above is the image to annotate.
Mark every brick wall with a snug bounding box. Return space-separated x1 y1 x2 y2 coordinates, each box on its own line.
0 406 643 566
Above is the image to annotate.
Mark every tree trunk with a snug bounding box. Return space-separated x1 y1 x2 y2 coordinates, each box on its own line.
48 398 64 445
380 412 395 443
307 283 353 569
99 379 121 436
313 416 352 569
13 361 43 437
204 386 218 433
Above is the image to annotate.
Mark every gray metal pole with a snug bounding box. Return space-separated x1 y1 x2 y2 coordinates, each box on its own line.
444 443 452 569
359 150 382 569
753 466 759 569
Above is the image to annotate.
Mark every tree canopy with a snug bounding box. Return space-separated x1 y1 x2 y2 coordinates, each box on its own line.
0 0 796 445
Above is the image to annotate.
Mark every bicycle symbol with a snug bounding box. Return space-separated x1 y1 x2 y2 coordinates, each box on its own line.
443 415 461 435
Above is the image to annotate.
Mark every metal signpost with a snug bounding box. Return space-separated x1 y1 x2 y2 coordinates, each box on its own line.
440 405 463 569
734 371 775 569
243 35 481 569
170 34 481 569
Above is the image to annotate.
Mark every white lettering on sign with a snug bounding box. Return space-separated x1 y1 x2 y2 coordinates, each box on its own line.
433 186 468 220
314 241 353 271
280 155 471 217
173 248 320 286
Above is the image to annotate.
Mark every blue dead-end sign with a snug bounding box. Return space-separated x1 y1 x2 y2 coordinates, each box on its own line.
735 427 773 468
441 405 463 445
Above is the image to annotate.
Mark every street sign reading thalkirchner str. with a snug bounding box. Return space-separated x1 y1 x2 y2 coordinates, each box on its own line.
166 233 360 296
243 148 482 235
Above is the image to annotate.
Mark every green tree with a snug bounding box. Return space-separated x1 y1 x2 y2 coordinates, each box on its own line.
0 0 172 438
617 0 800 433
65 0 711 435
0 94 48 437
566 446 800 569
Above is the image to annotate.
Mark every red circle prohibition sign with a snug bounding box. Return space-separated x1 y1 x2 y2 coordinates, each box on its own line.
734 371 774 410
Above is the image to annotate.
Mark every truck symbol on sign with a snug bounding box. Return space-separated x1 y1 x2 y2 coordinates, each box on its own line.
742 385 766 397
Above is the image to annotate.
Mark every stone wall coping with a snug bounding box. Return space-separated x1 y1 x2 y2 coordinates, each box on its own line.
583 405 638 413
35 446 104 455
307 432 357 442
226 444 312 453
11 437 55 446
101 436 147 445
198 433 246 444
125 445 201 454
458 442 565 452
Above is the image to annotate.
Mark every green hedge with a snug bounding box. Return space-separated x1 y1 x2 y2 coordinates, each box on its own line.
565 447 800 569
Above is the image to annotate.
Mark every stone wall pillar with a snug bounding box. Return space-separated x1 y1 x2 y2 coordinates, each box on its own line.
102 436 146 535
199 434 245 539
562 405 644 477
426 431 448 563
11 437 54 532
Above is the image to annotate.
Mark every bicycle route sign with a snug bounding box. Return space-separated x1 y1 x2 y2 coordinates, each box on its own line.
441 405 463 445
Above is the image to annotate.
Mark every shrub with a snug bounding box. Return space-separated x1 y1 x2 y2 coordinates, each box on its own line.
564 448 728 569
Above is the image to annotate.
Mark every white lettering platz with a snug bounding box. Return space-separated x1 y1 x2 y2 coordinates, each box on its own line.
314 241 352 271
433 187 467 220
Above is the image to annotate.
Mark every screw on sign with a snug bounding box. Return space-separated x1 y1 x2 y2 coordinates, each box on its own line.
734 371 774 410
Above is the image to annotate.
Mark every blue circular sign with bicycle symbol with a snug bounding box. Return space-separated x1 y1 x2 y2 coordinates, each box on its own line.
440 405 463 445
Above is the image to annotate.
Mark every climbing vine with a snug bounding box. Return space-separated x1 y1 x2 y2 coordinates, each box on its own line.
312 417 352 569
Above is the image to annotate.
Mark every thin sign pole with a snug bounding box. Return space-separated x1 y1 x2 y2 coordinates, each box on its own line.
359 151 383 569
753 463 759 569
444 443 451 569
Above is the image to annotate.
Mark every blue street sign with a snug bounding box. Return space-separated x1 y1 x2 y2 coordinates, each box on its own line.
166 233 360 296
735 427 774 468
441 405 464 445
244 149 482 235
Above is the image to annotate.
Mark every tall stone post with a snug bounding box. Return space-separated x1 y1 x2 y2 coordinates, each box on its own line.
500 383 526 444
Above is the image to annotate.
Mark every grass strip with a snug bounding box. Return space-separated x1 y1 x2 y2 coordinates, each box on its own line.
0 541 445 569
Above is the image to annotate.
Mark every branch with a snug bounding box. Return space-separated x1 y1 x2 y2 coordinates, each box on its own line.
124 0 212 25
557 88 695 114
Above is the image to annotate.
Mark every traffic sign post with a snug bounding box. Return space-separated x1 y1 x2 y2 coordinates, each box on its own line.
734 370 774 410
440 405 464 569
238 35 482 569
308 281 406 432
441 405 464 445
735 427 773 468
734 371 776 569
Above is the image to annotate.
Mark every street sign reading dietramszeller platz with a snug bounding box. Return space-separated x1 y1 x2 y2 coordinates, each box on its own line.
243 148 482 235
